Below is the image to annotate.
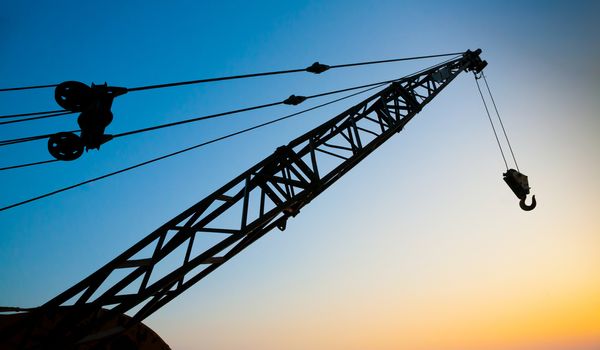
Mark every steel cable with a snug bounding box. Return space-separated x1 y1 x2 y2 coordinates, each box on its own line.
0 56 462 172
0 110 70 119
0 111 75 126
0 82 389 212
112 79 399 139
475 74 509 170
481 71 520 171
0 78 401 148
0 52 461 93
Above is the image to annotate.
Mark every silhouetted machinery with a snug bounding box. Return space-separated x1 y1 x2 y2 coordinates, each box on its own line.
49 82 127 160
0 49 535 349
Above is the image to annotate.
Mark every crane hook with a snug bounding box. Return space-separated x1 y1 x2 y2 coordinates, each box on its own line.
519 194 536 211
503 169 537 212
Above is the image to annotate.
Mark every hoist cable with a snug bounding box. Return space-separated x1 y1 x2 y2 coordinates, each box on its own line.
0 110 69 119
0 111 75 126
0 52 461 93
0 82 389 212
475 75 509 170
481 71 520 172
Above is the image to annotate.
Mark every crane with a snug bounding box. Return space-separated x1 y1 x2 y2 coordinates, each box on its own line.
0 49 533 349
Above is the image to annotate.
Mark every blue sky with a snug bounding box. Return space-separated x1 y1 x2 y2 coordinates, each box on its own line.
1 1 599 349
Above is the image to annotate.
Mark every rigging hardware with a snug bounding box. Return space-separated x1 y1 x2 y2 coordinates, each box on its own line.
305 61 330 74
503 169 537 211
283 94 308 105
3 53 462 162
473 62 536 211
49 81 127 160
0 52 461 92
0 79 400 172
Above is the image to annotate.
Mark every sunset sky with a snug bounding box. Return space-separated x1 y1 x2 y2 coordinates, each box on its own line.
1 1 599 349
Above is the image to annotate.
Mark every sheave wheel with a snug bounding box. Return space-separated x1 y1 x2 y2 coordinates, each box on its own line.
48 132 84 161
54 81 92 112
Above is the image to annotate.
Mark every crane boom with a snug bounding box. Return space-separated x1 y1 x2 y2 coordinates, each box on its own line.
1 49 487 349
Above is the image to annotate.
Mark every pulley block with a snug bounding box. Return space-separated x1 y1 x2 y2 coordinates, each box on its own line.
503 169 536 211
50 81 127 160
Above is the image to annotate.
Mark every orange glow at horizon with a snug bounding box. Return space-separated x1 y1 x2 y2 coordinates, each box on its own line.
162 261 600 350
374 286 600 350
255 284 600 350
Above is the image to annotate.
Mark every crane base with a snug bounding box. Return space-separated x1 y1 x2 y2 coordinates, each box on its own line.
0 307 170 350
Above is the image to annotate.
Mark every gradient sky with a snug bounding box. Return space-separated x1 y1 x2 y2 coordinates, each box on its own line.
1 1 599 349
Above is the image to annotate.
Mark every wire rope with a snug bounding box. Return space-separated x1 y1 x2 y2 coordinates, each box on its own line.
481 71 520 171
0 159 59 171
0 110 70 119
0 52 461 93
475 74 509 170
0 111 75 126
0 82 389 212
113 78 399 139
0 130 79 147
0 53 463 149
0 55 462 172
0 78 401 148
0 84 58 92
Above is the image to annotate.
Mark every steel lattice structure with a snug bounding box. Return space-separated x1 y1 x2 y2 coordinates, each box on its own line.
1 49 487 349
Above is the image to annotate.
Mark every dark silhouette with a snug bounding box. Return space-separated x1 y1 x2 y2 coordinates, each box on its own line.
503 168 537 211
49 81 127 161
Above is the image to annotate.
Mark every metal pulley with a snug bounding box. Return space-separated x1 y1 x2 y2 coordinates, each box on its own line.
47 132 83 161
49 81 127 161
503 169 536 211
